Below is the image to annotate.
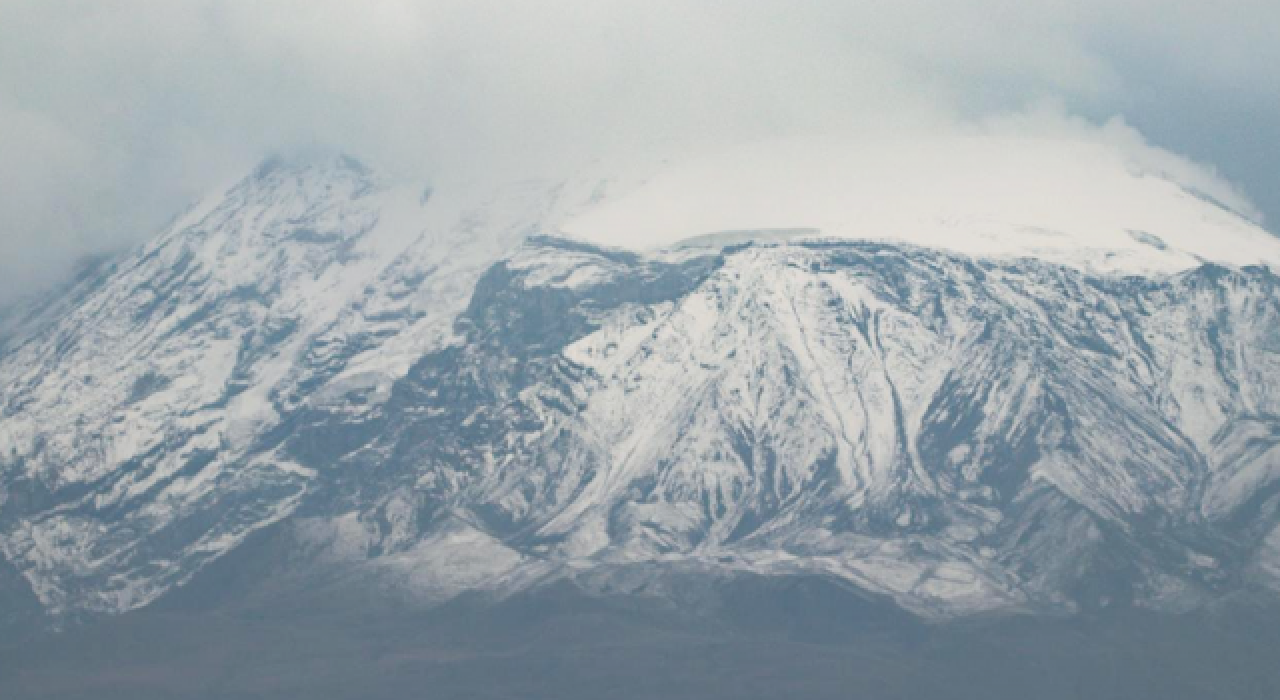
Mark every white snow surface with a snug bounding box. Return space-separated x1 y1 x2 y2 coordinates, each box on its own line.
561 128 1280 275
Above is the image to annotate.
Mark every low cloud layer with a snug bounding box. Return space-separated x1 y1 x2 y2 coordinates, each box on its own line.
2 0 1278 303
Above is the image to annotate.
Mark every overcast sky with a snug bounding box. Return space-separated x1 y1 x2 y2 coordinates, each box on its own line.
1 0 1277 303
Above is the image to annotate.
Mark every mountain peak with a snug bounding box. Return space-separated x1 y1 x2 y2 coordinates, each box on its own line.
251 151 375 181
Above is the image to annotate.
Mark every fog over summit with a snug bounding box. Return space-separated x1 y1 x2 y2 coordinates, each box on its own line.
2 0 1280 303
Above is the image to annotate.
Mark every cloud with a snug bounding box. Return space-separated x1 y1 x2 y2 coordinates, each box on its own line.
1 0 1277 303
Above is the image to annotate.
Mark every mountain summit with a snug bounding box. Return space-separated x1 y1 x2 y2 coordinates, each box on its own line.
563 129 1280 274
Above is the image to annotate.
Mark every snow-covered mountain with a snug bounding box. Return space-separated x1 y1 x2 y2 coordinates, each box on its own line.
4 139 1280 624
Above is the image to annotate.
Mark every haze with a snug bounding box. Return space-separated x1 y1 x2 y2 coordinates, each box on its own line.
1 0 1278 302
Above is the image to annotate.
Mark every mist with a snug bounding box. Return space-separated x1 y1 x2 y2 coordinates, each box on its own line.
2 0 1278 304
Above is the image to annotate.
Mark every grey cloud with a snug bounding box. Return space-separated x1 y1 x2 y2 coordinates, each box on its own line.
1 0 1277 303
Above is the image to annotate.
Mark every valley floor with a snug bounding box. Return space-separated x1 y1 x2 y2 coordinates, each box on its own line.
3 579 1279 700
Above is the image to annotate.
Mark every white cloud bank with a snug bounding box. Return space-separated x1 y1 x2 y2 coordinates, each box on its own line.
1 0 1278 301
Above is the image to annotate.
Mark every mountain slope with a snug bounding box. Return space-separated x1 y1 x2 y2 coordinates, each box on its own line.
271 238 1280 617
0 157 577 616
